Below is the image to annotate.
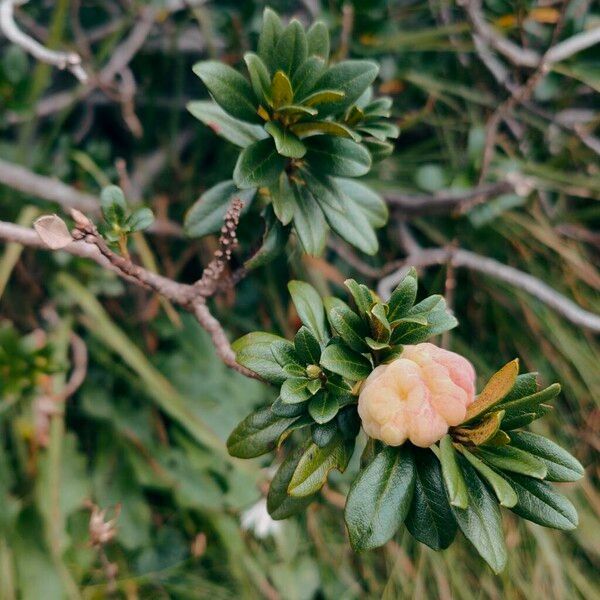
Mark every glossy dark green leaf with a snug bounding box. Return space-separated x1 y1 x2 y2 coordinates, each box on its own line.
276 20 307 75
244 52 271 105
288 435 354 497
301 170 344 211
232 332 287 384
257 7 284 73
269 173 295 225
498 384 561 416
387 267 418 322
500 372 538 404
192 61 260 123
345 446 415 551
288 280 328 343
227 407 296 458
244 208 287 270
344 279 374 318
335 178 388 228
291 56 326 100
324 297 369 353
294 326 321 365
308 392 338 424
272 397 306 418
187 101 266 148
312 421 338 447
270 339 300 367
280 377 311 404
504 472 578 530
306 21 330 59
291 184 328 256
319 341 372 381
337 405 361 440
305 137 371 177
451 458 507 574
233 138 287 189
265 121 306 158
291 120 356 140
405 448 457 550
476 445 548 479
267 444 317 519
508 432 584 482
439 435 468 508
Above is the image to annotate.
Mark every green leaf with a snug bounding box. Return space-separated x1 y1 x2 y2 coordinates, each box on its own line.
344 279 374 317
503 472 578 530
344 446 415 551
405 448 457 550
476 445 548 479
370 303 391 342
227 407 297 458
336 178 388 228
497 383 561 416
460 447 518 508
232 331 287 384
270 339 299 367
501 372 538 403
301 169 344 211
291 56 326 100
508 432 584 482
276 19 308 75
272 397 306 418
305 137 371 177
244 52 271 105
265 121 307 158
288 435 353 497
320 341 372 381
275 104 318 118
363 138 394 162
267 444 318 519
288 280 328 343
127 207 154 232
440 435 468 508
101 185 127 225
451 458 507 574
184 180 255 238
306 21 330 59
294 326 321 365
187 100 266 147
257 7 284 73
271 70 294 108
291 120 356 139
312 421 338 447
292 184 329 256
308 392 339 424
244 208 287 270
312 60 379 115
324 297 369 353
358 122 400 141
302 89 346 107
280 377 311 404
269 173 295 225
306 378 322 395
387 267 418 322
192 61 260 123
233 138 287 189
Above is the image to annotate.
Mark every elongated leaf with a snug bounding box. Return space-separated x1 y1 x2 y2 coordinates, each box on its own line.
324 297 369 353
184 180 255 238
227 407 296 458
305 137 371 177
345 446 415 551
265 121 306 158
258 7 284 72
301 170 344 211
269 173 296 225
292 184 329 256
292 56 326 100
476 445 547 479
271 70 294 108
302 90 346 107
406 448 457 550
504 472 578 530
440 435 468 508
232 332 287 383
244 52 271 105
306 21 330 59
308 392 339 424
280 377 311 404
276 19 308 75
498 383 561 416
460 447 517 507
344 279 374 317
451 459 507 574
234 138 287 189
501 405 553 430
387 267 418 322
267 444 318 519
288 280 328 344
270 339 300 367
319 341 372 381
275 104 318 118
288 435 353 497
272 397 306 418
244 208 286 270
193 61 260 123
508 432 584 482
291 120 356 139
187 101 266 148
312 421 338 447
294 326 321 365
500 372 538 403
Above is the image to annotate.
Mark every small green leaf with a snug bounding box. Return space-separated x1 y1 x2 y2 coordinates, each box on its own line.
320 341 372 381
288 280 328 344
232 331 287 384
271 70 294 108
476 445 548 479
272 397 306 418
305 137 371 177
324 297 369 353
358 122 400 141
275 104 318 118
302 89 346 106
187 101 266 148
101 185 127 225
344 279 374 317
306 21 330 59
291 56 326 100
451 458 507 574
291 120 356 139
227 407 297 458
233 138 287 189
500 372 538 403
387 268 418 322
280 377 311 404
460 447 518 508
265 121 307 158
308 392 339 424
503 472 579 530
363 138 394 162
257 7 284 73
192 61 261 123
312 422 338 447
508 432 584 482
370 303 391 342
306 378 322 395
497 383 561 416
405 448 457 550
267 444 317 519
244 208 287 270
126 207 154 232
294 326 321 365
269 173 295 225
301 170 344 211
336 178 388 228
270 339 300 367
440 435 468 508
344 446 415 551
276 19 308 75
292 184 329 256
244 52 272 104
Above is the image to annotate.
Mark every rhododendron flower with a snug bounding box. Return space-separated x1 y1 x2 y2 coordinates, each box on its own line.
358 343 476 447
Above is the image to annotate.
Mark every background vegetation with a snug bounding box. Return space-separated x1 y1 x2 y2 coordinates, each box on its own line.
0 0 598 598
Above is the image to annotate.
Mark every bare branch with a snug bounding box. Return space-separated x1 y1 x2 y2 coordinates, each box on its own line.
0 0 88 82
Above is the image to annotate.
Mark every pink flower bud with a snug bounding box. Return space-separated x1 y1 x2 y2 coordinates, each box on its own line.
358 343 476 448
